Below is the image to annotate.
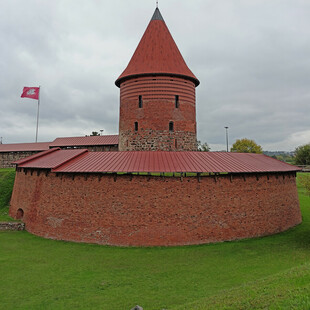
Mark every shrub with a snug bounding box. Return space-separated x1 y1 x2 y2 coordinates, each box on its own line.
299 174 310 196
0 169 16 209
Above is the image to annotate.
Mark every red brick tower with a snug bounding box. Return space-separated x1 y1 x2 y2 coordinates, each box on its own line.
116 8 200 151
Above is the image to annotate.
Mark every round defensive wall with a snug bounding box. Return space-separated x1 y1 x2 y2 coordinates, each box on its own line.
9 149 302 247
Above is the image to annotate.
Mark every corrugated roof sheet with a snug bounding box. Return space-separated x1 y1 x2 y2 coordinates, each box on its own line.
49 135 119 147
13 148 60 165
115 8 199 87
0 142 50 153
55 152 300 173
17 149 88 169
16 149 300 173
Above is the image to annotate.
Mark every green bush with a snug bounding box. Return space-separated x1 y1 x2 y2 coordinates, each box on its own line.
0 169 16 209
0 168 16 220
299 174 310 196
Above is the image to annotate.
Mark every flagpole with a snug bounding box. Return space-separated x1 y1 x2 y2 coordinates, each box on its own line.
35 86 40 143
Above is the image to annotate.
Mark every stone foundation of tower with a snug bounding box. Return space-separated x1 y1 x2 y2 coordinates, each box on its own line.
119 129 197 151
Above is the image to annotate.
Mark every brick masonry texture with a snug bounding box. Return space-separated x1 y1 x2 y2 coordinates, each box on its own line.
10 170 301 247
119 76 197 151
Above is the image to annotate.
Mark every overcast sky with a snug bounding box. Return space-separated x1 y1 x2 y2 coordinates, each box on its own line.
0 0 309 151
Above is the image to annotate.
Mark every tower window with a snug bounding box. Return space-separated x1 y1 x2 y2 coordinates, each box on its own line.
134 122 138 131
175 95 179 108
169 121 174 132
139 95 143 108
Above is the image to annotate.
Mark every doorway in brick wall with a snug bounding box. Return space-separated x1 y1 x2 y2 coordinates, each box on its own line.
16 208 24 220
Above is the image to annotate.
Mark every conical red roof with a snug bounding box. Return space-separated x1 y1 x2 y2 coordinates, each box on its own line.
115 8 199 87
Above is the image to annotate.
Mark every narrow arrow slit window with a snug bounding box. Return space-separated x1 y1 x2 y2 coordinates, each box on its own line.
175 95 179 108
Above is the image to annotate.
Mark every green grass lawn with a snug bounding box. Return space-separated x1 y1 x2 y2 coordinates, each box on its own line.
0 168 16 221
0 171 310 309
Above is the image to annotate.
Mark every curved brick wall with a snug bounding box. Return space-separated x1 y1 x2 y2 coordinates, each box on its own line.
10 170 301 247
119 76 197 151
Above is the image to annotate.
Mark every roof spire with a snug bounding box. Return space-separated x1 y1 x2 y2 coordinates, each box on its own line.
115 5 200 87
151 6 164 21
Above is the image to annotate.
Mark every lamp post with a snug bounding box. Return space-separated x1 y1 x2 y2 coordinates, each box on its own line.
224 127 229 152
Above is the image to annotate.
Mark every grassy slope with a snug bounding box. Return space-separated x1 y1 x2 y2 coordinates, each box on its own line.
0 168 16 221
174 174 310 310
0 173 309 309
174 263 310 310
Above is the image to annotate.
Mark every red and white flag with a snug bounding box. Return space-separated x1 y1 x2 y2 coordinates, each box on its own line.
21 87 40 100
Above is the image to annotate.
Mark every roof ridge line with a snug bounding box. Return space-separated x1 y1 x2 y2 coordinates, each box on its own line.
13 147 60 166
52 149 89 171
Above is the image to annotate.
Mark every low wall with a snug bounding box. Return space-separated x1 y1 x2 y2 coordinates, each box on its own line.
59 145 118 152
0 222 25 231
0 151 39 168
9 170 301 246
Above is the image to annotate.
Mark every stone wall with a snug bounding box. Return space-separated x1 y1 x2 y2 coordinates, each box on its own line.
119 76 197 151
0 151 39 168
119 130 196 152
9 170 301 246
59 145 118 152
0 222 25 231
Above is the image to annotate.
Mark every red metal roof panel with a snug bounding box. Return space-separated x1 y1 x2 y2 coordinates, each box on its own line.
13 148 60 165
0 142 50 153
14 149 301 173
48 151 301 174
17 149 88 169
49 135 119 147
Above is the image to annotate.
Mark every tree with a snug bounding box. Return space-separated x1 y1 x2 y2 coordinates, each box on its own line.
294 143 310 165
197 141 211 152
91 131 100 136
230 138 263 154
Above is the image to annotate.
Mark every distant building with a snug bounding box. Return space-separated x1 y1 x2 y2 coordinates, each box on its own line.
0 142 50 169
0 135 118 168
49 135 118 152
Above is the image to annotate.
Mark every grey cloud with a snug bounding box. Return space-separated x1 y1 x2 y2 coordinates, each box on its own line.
0 0 309 151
